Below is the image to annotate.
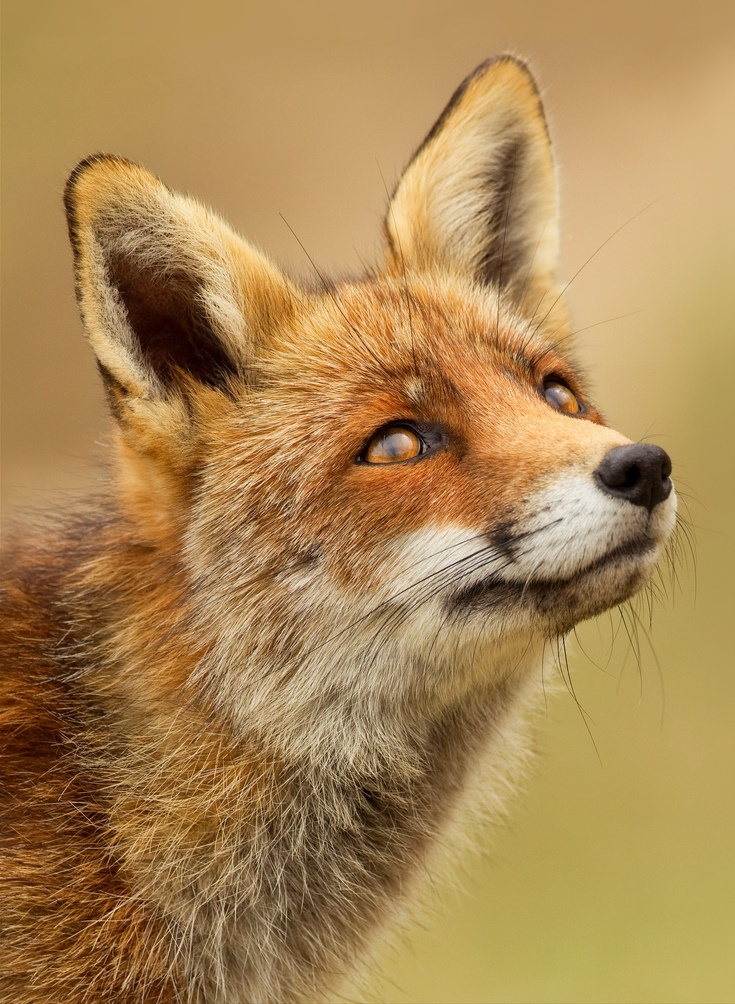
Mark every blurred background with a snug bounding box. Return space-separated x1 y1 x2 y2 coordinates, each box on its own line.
3 2 734 1001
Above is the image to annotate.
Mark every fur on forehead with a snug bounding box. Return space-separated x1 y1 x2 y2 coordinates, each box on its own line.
262 271 569 392
63 55 566 423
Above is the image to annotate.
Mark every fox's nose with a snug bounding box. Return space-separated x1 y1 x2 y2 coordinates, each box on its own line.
594 444 673 513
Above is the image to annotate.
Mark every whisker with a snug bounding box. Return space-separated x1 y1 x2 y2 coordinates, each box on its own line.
623 598 666 731
310 519 564 664
355 517 570 675
529 201 658 339
390 530 492 578
279 213 395 379
552 634 602 766
359 548 518 674
571 625 615 678
567 310 643 338
616 604 643 704
514 214 552 324
327 543 503 677
501 633 539 686
376 159 419 376
515 288 551 354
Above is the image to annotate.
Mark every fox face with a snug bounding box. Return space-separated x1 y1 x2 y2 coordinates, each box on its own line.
2 55 678 1004
63 57 675 748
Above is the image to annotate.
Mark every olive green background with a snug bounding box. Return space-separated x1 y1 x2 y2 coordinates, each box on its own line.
3 3 734 1002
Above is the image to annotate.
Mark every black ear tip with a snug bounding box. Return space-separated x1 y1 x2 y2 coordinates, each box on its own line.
472 53 540 90
481 52 531 72
64 154 123 250
64 154 148 257
64 154 131 207
405 55 540 179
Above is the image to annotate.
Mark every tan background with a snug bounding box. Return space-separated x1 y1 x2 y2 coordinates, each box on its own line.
2 3 734 1002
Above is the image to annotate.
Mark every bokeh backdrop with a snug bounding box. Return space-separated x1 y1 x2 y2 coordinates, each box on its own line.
3 3 734 1002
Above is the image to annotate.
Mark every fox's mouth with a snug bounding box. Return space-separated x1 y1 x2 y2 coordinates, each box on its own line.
447 532 659 625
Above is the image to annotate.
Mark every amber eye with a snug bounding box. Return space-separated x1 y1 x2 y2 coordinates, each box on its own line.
362 424 424 464
543 379 582 415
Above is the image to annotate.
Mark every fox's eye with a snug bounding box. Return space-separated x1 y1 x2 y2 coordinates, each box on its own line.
362 424 424 464
543 379 582 415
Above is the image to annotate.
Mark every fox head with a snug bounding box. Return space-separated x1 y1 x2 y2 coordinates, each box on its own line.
64 56 675 755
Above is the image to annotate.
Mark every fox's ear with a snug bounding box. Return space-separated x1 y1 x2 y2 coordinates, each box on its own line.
64 155 295 409
385 56 560 317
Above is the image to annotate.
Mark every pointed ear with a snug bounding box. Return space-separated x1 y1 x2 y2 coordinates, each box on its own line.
385 56 560 317
64 155 295 408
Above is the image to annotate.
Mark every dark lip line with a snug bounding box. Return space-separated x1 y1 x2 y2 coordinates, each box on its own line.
449 534 656 608
521 533 656 590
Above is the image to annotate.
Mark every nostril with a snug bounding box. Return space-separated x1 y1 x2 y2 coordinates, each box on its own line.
595 444 672 513
620 464 640 490
597 455 640 491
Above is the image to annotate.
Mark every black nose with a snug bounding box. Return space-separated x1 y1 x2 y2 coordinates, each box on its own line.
594 444 673 513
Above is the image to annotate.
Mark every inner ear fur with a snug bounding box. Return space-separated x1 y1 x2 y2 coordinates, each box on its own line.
385 56 563 323
64 154 296 405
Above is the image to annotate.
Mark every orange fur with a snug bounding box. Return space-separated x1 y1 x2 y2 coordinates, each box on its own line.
1 56 675 1002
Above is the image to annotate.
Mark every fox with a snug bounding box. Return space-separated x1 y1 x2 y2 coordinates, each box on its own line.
0 55 676 1004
